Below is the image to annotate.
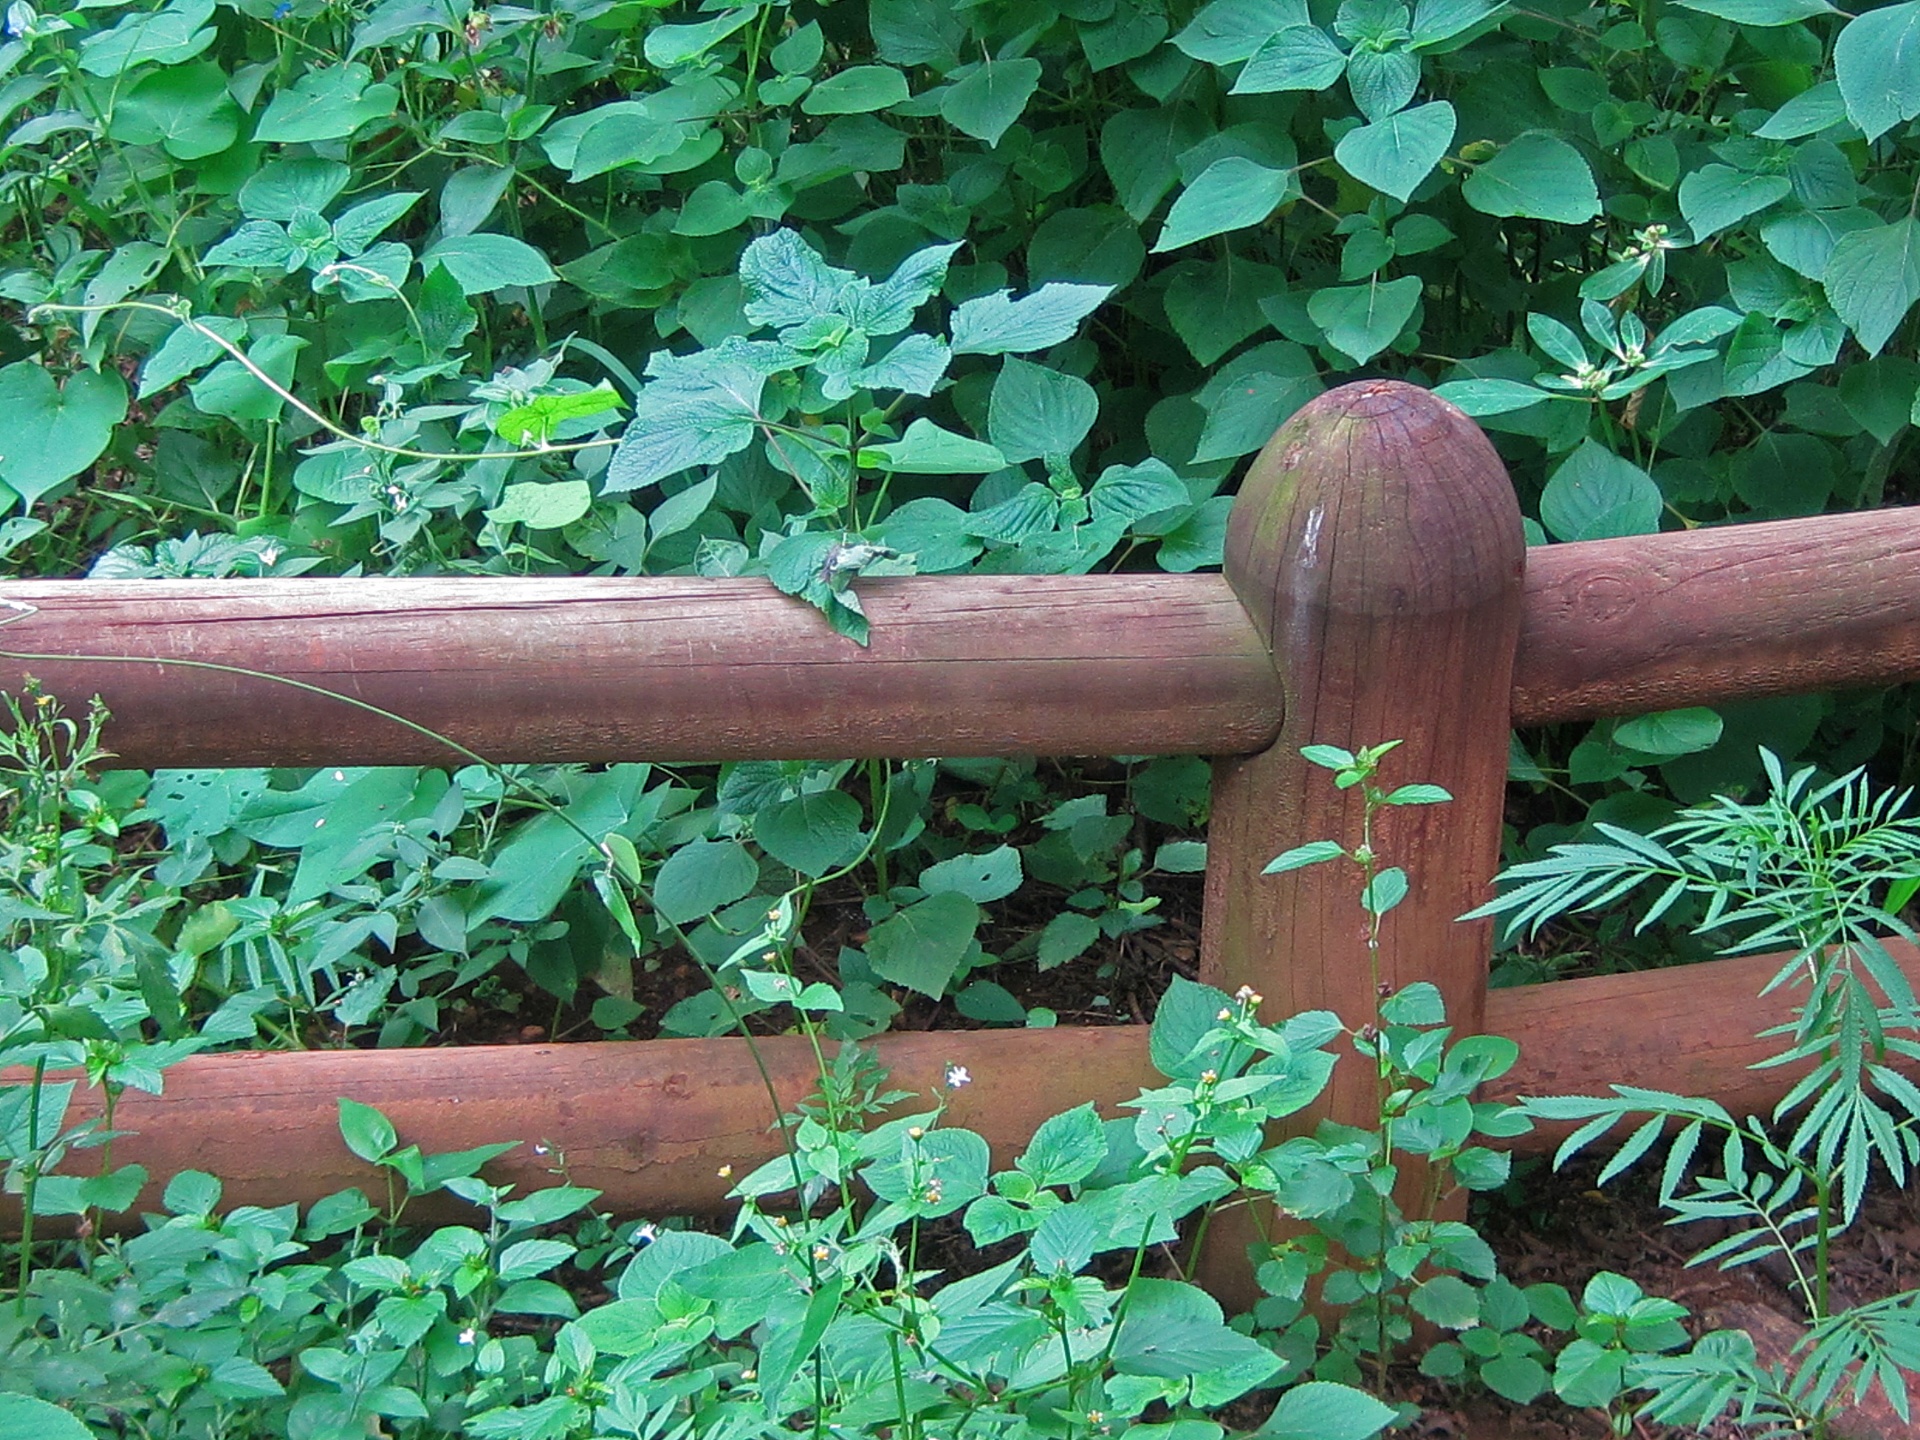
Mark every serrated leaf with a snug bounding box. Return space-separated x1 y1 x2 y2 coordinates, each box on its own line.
988 357 1098 462
865 891 979 997
654 840 758 925
486 481 592 530
951 283 1113 356
1824 219 1920 356
869 419 1006 474
607 348 767 493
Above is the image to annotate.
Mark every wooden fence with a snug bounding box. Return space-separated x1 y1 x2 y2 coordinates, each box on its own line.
6 380 1920 1259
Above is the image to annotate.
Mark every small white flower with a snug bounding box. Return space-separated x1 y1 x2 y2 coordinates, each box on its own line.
945 1064 971 1089
459 1327 477 1345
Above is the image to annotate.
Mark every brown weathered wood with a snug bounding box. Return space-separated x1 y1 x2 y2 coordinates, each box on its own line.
1481 941 1920 1122
0 576 1283 767
1514 507 1920 725
1201 381 1524 1097
1196 380 1525 1300
23 943 1917 1223
2 506 1919 765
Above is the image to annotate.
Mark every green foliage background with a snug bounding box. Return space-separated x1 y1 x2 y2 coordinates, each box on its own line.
3 0 1920 1024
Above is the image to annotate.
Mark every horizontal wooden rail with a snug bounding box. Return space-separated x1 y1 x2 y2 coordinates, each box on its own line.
27 942 1913 1221
0 508 1915 767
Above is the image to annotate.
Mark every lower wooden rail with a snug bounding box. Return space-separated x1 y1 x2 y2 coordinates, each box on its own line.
25 941 1912 1221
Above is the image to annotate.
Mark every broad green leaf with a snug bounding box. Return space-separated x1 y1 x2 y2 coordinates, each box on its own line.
1678 165 1791 241
332 191 424 256
1433 378 1552 415
1233 27 1348 94
110 62 240 160
189 334 306 423
1836 1 1920 141
1335 101 1455 202
1824 219 1920 356
422 233 558 293
1090 459 1189 523
0 363 127 509
739 229 856 330
1176 0 1314 64
255 64 399 144
1082 3 1172 70
1672 0 1831 19
837 333 947 396
1538 440 1662 542
644 9 758 67
1021 1104 1108 1187
1412 0 1507 47
920 845 1023 902
951 283 1113 355
1553 1337 1628 1408
467 769 651 926
338 1097 398 1162
1345 46 1420 122
1411 1274 1481 1329
240 158 351 221
1153 157 1295 252
1264 839 1345 874
869 0 963 67
654 839 759 925
940 57 1042 145
0 1392 97 1440
607 348 767 492
1260 1381 1396 1439
868 419 1007 474
493 387 622 445
803 65 910 115
1614 708 1724 756
1038 911 1101 969
989 358 1099 462
865 891 980 997
78 0 215 77
1462 133 1598 222
486 481 592 530
1308 276 1422 365
755 791 865 877
1757 81 1846 140
1101 106 1211 221
1170 254 1285 364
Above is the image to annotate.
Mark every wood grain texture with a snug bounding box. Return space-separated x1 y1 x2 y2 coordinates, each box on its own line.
1513 507 1920 725
1196 380 1525 1303
0 575 1283 766
1200 380 1525 1092
2 507 1919 764
21 943 1915 1223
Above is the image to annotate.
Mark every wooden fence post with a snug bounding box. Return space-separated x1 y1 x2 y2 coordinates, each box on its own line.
1197 380 1526 1304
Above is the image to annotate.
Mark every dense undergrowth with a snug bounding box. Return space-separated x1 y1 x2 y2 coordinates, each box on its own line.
2 0 1920 1434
